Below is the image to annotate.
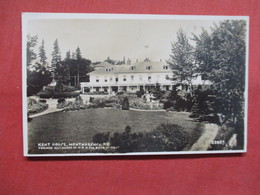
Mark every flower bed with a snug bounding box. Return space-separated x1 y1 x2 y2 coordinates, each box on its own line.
130 99 163 110
28 98 48 115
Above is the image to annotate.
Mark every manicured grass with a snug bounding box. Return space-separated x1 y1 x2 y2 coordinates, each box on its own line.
28 109 204 154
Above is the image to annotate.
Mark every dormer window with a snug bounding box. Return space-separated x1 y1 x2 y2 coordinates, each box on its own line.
129 66 136 70
146 66 152 70
105 68 113 71
163 65 169 70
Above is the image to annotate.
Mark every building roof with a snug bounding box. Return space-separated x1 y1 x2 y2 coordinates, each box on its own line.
88 61 175 75
91 61 113 68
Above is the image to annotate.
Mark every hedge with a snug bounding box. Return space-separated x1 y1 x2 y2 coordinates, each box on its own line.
37 91 80 98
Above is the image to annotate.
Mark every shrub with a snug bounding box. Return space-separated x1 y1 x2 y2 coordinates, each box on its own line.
91 98 106 108
57 98 66 103
63 85 77 92
28 97 37 106
52 91 80 98
28 102 48 114
37 91 53 98
110 126 144 153
57 100 69 109
39 99 47 103
44 86 55 92
145 123 190 151
107 123 190 153
93 132 110 143
122 97 129 110
163 100 175 109
75 96 83 103
136 90 145 98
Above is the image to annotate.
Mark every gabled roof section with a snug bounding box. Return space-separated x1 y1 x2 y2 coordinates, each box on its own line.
88 61 176 75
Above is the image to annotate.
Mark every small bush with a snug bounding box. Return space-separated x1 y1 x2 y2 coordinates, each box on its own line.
57 98 66 103
28 97 37 106
39 99 47 103
63 85 77 92
163 101 175 109
57 100 69 109
75 96 83 103
136 90 145 98
89 97 94 103
44 86 55 92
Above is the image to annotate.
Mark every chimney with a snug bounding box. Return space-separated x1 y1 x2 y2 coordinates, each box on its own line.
160 59 162 62
136 59 138 63
127 58 131 65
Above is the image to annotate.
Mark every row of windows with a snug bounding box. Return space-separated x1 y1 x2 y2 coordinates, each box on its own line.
124 65 170 71
95 75 169 83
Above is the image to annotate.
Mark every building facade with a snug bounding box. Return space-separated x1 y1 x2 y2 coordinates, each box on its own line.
80 61 210 94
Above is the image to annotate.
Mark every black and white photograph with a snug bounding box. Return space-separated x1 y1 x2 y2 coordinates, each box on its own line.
22 13 249 156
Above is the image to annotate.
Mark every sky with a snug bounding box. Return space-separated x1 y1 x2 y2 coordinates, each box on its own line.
25 14 221 63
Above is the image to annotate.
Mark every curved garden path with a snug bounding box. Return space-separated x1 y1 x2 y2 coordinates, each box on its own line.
30 99 63 118
190 123 219 151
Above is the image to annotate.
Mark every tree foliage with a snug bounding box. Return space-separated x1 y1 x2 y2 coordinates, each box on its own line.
38 39 47 66
193 20 247 123
167 29 196 89
62 57 93 86
51 39 61 74
27 62 52 96
26 34 38 66
54 62 70 92
75 47 82 60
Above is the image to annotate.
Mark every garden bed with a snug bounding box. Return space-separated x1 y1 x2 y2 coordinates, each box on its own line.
28 98 49 115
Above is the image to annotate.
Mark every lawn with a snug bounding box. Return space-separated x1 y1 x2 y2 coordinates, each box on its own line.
28 108 205 154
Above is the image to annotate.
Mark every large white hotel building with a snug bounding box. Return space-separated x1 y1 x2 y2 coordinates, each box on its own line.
80 60 210 94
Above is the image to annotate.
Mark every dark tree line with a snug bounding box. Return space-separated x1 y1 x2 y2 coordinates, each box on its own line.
167 20 247 128
27 36 93 95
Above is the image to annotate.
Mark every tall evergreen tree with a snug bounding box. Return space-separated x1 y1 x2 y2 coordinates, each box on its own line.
167 29 196 93
75 47 82 60
26 34 38 66
39 39 47 66
72 51 76 59
51 39 61 73
65 50 71 60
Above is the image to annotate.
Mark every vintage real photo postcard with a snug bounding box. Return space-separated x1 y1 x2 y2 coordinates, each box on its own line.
22 13 249 156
